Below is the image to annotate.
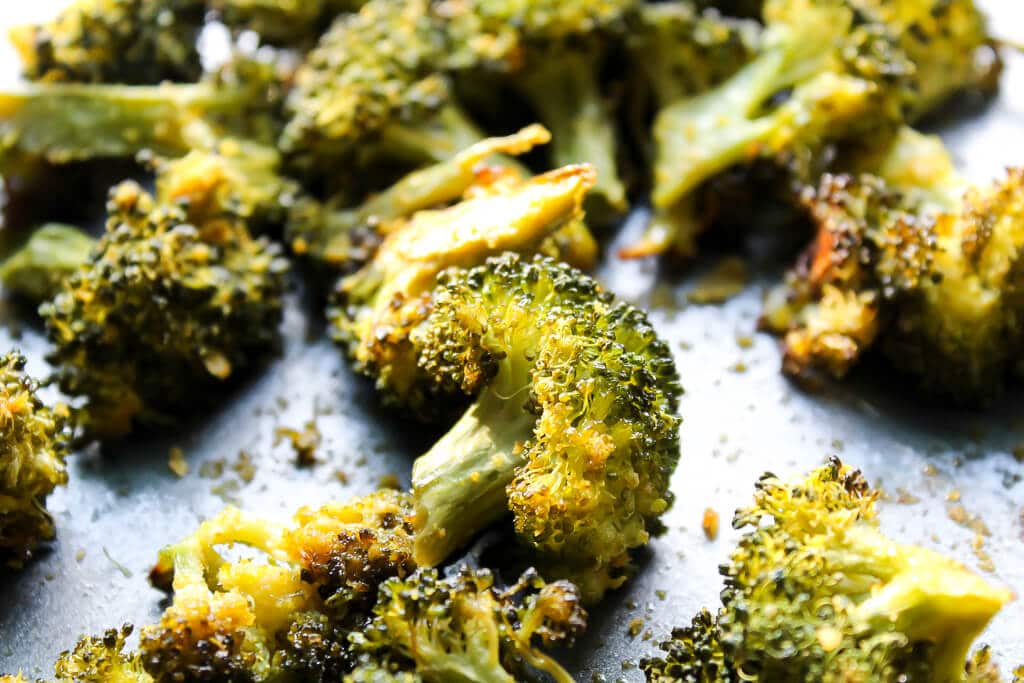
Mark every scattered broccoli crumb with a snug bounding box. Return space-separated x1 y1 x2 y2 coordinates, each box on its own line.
687 257 748 304
167 447 188 478
275 422 322 465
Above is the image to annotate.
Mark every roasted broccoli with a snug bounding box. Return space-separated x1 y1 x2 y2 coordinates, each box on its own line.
627 0 997 258
0 351 70 567
40 180 289 438
641 457 1013 682
53 624 150 683
348 566 586 683
8 0 206 85
409 254 682 601
210 0 362 46
329 162 599 420
620 1 759 258
762 128 1024 403
140 489 415 681
279 0 464 175
287 124 552 273
0 223 96 302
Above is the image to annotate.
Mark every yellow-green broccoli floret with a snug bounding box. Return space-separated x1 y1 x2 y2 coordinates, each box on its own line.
762 127 1024 403
641 458 1013 682
348 566 586 683
142 490 416 682
8 0 205 85
328 161 598 421
0 351 70 567
54 625 150 683
40 181 289 438
410 254 682 601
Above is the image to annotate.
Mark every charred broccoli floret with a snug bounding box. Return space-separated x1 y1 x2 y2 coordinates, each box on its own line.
141 490 416 683
287 124 551 273
328 162 598 420
627 0 997 258
348 566 586 683
410 254 682 601
8 0 206 85
53 624 150 682
0 223 96 302
40 181 289 438
762 128 1024 403
0 351 70 567
641 458 1013 682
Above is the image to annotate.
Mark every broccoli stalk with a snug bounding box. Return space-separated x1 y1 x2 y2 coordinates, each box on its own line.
511 45 627 218
642 458 1013 682
0 223 96 302
409 254 682 601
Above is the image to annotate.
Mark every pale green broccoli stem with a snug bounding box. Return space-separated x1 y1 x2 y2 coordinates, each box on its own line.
0 224 95 302
840 526 1012 682
375 104 493 166
0 82 240 167
412 387 535 567
513 50 627 218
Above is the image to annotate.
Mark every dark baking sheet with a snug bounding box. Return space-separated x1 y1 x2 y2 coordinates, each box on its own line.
2 2 1023 679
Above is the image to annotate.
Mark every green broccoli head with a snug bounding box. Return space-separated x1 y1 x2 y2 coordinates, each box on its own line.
209 0 363 46
348 566 585 683
9 0 205 85
40 181 289 438
142 490 416 682
642 458 1012 682
763 128 1024 403
0 351 70 567
328 162 597 421
54 625 151 683
410 254 682 602
279 0 456 174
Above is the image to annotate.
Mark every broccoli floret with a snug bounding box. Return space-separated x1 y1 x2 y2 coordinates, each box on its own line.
348 566 586 683
54 625 151 682
210 0 362 46
641 458 1013 682
142 490 416 682
620 2 759 258
279 0 459 175
762 128 1024 403
287 124 552 273
328 163 598 421
8 0 206 85
0 223 96 302
410 254 682 601
40 181 289 438
628 0 996 259
0 351 70 567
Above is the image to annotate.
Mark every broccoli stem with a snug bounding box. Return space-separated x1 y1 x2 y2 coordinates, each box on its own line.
0 83 237 167
376 103 492 166
412 388 536 567
513 49 626 218
0 224 95 302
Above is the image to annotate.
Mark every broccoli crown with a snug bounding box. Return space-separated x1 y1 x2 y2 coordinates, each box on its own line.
329 162 597 420
141 491 416 682
348 566 585 683
0 351 70 567
40 181 289 438
8 0 206 85
209 0 361 46
764 129 1024 403
629 2 760 106
54 624 151 683
411 254 682 602
279 0 450 171
643 458 1012 682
